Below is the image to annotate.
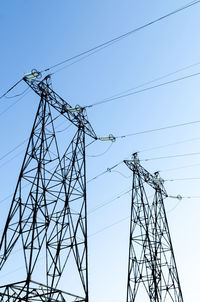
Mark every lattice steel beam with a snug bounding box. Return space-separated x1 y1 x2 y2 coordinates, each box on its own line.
124 154 183 302
0 74 94 302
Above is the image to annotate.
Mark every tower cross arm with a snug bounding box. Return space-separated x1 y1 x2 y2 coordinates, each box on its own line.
23 75 97 139
124 159 168 197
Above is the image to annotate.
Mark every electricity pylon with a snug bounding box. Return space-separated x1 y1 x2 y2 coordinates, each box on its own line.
0 71 97 301
124 154 184 302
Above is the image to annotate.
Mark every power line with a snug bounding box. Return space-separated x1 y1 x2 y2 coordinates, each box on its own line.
51 40 121 74
1 117 200 174
0 78 23 101
0 2 199 107
142 152 200 162
138 136 200 153
86 70 200 108
87 142 114 157
165 177 200 181
41 0 200 74
0 192 14 204
0 117 73 167
56 123 72 133
0 142 105 204
161 162 200 172
0 148 26 170
87 161 123 183
113 119 200 139
0 89 30 118
96 61 200 101
4 118 199 167
86 135 200 183
89 195 160 237
4 87 29 99
88 188 131 214
1 190 196 278
0 138 28 162
89 190 200 236
167 199 183 213
167 194 200 213
180 195 200 199
88 216 129 237
110 170 132 179
2 117 200 186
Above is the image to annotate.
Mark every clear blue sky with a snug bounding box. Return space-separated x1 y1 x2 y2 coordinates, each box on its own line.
0 1 200 301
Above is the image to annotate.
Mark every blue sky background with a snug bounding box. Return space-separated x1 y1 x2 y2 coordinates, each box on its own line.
1 1 200 301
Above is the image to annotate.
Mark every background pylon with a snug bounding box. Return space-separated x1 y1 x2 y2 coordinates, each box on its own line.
124 154 184 302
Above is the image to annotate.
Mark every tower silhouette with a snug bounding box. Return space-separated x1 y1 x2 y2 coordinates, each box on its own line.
124 154 184 302
0 73 97 302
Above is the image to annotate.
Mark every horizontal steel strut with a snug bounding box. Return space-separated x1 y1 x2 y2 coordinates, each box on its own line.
23 73 97 139
124 154 167 197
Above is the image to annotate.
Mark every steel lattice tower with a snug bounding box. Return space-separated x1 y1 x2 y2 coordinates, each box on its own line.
124 154 184 302
0 72 97 302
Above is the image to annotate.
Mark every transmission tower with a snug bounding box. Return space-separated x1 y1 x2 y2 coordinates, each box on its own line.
124 154 184 302
0 71 97 302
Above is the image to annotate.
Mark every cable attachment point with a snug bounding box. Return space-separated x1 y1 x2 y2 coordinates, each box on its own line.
131 152 140 164
169 194 183 200
125 153 140 164
153 177 165 185
68 105 84 113
24 69 42 80
153 172 165 185
98 134 116 142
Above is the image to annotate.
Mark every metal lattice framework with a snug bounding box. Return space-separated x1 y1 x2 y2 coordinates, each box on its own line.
124 154 184 302
0 73 97 302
